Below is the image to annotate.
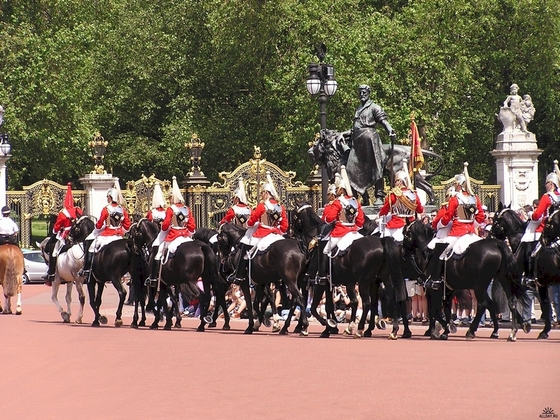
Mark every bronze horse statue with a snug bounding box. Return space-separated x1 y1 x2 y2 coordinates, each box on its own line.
308 128 444 204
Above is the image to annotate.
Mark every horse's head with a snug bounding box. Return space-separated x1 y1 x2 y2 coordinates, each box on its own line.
491 204 525 241
307 129 347 181
544 208 560 244
216 223 245 257
402 219 434 258
290 202 323 241
68 216 95 244
37 237 51 263
131 218 159 248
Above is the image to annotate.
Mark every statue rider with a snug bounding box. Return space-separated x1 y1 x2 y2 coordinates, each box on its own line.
228 172 288 284
44 183 83 286
342 84 396 204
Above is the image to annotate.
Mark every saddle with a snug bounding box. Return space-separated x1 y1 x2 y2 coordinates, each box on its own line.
0 234 17 246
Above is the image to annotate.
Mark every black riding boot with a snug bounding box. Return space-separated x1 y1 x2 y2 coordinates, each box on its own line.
149 260 161 282
317 241 329 283
423 242 447 290
46 255 57 282
79 240 94 278
228 244 251 283
522 241 537 289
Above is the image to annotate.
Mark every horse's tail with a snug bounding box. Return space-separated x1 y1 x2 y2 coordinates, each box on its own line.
201 243 227 287
381 237 407 303
1 246 24 296
495 239 530 308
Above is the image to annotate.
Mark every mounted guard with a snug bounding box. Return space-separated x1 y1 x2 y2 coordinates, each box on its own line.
147 176 196 284
378 161 424 242
219 177 251 228
44 183 83 286
228 171 288 284
79 180 131 278
321 165 365 262
425 162 485 289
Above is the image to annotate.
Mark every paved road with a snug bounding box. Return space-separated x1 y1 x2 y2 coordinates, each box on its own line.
2 283 559 420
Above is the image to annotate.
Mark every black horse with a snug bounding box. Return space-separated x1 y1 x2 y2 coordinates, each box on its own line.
217 223 309 335
402 219 530 341
71 217 133 327
492 204 560 339
130 219 224 331
291 203 409 339
402 220 512 340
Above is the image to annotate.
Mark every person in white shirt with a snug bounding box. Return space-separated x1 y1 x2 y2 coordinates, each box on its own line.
0 205 19 244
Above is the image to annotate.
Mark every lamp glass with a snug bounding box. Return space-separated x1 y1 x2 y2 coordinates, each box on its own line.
306 77 321 95
324 79 338 96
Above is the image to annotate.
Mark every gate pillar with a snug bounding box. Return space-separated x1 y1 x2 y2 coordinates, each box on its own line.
79 173 118 217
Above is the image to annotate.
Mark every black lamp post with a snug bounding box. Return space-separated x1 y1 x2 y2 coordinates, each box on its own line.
0 105 11 208
89 132 108 174
307 43 337 206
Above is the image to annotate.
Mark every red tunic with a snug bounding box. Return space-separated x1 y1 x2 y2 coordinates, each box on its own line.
161 204 196 242
441 192 485 236
146 207 166 223
53 207 82 239
322 196 365 237
219 203 251 224
531 191 560 233
95 204 131 237
378 188 424 229
431 205 448 230
247 200 288 238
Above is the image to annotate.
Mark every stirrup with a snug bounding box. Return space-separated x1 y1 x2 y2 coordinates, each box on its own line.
425 278 443 291
316 276 329 285
522 277 537 290
78 269 89 277
144 278 158 287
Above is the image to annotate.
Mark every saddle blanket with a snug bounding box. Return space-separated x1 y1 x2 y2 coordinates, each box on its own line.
441 233 482 260
247 233 284 258
91 236 124 253
324 231 363 257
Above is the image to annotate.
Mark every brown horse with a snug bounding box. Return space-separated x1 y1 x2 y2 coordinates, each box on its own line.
0 244 25 314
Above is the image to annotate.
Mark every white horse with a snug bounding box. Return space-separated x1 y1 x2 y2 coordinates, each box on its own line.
38 238 87 323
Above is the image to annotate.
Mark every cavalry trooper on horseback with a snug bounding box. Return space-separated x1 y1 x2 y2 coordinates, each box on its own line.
319 166 365 280
378 163 424 242
219 177 251 228
44 183 83 286
424 162 485 289
79 181 131 279
147 176 196 284
228 172 288 284
522 165 560 289
145 182 167 276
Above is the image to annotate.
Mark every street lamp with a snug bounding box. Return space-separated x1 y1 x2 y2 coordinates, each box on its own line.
0 105 11 207
89 132 108 174
306 43 337 206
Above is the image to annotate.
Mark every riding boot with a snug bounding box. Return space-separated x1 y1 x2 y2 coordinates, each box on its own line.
45 255 57 284
423 242 447 290
149 259 161 283
317 241 329 284
228 244 251 283
79 240 94 278
522 242 537 290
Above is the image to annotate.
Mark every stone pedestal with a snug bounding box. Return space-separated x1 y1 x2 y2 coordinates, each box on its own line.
491 108 542 209
79 173 118 217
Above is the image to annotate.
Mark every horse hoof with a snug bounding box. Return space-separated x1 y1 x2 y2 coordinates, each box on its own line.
115 319 123 328
149 324 158 330
299 329 308 337
99 315 108 325
430 334 439 340
293 325 302 334
354 330 363 339
388 332 398 340
490 332 499 339
16 310 22 316
278 328 289 335
523 322 531 334
537 332 549 340
222 324 231 330
439 334 448 340
252 326 260 332
466 331 475 340
91 321 100 327
272 326 281 333
507 334 517 342
402 330 412 339
75 319 83 325
196 326 205 332
174 322 181 329
208 322 217 328
364 330 372 338
424 329 432 337
163 325 172 331
61 312 70 323
131 323 138 329
139 321 146 327
244 328 253 334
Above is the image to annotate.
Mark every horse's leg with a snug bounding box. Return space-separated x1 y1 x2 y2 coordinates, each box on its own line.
197 288 212 332
51 279 69 322
149 291 164 329
487 296 500 339
310 283 331 337
16 290 22 315
64 280 74 322
537 284 552 340
113 278 127 328
281 281 309 336
239 281 254 334
466 287 487 340
88 280 104 327
400 299 412 338
365 284 378 337
74 280 85 324
342 284 359 336
355 282 370 338
139 283 147 327
168 286 181 329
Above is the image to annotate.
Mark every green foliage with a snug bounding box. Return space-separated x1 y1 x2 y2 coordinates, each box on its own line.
0 0 558 192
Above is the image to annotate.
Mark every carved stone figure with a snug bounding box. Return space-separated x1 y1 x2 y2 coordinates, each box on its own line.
498 83 535 133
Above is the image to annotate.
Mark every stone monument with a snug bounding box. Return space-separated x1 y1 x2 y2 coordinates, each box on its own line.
491 84 542 209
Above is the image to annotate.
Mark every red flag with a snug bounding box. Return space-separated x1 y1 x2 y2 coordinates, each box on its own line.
410 120 424 174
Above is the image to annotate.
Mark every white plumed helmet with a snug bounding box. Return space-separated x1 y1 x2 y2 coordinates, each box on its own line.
234 177 248 204
262 171 279 199
446 186 457 198
107 179 125 205
170 176 184 204
327 183 337 196
151 182 165 209
454 162 474 195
